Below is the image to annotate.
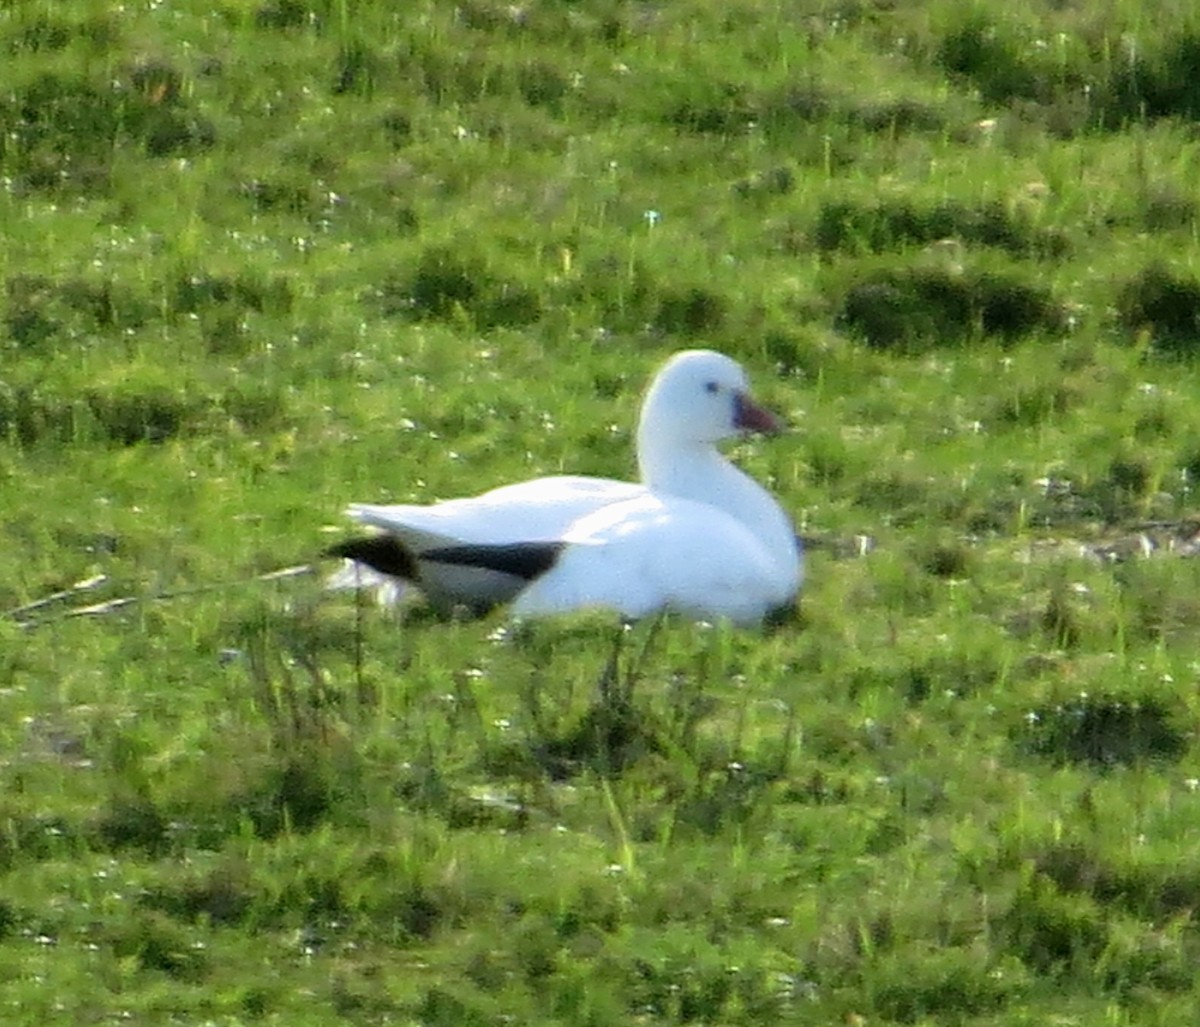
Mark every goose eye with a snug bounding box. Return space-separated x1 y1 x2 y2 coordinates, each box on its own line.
704 380 719 394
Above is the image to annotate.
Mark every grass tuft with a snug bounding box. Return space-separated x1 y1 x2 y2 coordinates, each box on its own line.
1117 262 1200 356
375 245 543 330
815 198 1069 259
95 793 170 856
104 911 212 982
868 946 1021 1022
834 262 1062 350
529 696 664 780
1016 694 1188 769
140 862 257 926
254 0 313 31
928 12 1200 132
653 285 727 337
1001 874 1109 977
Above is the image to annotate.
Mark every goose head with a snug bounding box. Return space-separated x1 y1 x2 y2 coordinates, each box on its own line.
637 350 782 456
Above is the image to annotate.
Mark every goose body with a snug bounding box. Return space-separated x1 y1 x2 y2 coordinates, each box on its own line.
511 492 794 626
328 349 802 624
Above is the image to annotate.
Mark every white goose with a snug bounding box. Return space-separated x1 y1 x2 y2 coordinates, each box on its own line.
328 349 802 625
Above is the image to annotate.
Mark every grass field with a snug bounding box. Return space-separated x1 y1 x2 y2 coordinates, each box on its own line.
5 0 1200 1022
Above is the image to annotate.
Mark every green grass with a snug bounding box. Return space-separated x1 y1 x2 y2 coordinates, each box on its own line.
6 0 1200 1022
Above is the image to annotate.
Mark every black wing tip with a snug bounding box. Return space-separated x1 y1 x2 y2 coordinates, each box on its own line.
422 541 565 582
325 535 419 581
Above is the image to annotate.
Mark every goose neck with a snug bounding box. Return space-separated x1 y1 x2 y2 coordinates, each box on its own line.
637 438 725 497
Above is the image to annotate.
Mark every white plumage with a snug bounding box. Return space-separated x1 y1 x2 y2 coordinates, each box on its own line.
328 349 802 625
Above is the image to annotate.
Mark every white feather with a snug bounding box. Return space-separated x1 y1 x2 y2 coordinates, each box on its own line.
330 349 802 624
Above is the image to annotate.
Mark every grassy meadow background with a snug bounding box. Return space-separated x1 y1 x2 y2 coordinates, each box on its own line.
6 0 1200 1022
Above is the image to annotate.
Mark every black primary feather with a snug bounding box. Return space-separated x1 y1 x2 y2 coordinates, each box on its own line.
422 541 565 582
326 535 419 581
